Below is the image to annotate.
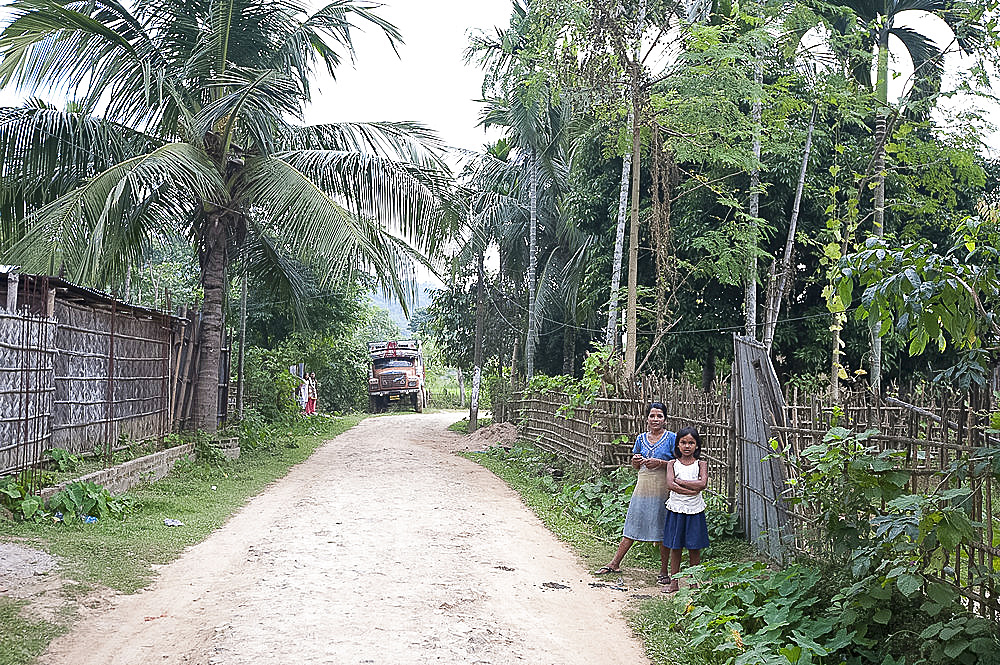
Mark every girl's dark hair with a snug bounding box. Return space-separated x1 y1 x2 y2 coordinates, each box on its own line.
646 401 667 417
673 426 703 459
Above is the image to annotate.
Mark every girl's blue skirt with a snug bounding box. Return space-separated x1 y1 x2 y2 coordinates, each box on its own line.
662 510 710 550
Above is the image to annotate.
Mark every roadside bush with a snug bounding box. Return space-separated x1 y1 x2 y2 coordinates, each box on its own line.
48 481 136 522
43 448 81 473
705 492 742 540
556 466 634 536
0 473 46 521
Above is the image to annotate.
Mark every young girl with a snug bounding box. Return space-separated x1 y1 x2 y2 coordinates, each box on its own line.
661 426 709 593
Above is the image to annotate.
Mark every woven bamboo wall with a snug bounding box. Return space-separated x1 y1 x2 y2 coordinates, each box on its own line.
506 378 998 620
1 272 230 478
512 379 735 503
51 299 172 453
0 312 56 476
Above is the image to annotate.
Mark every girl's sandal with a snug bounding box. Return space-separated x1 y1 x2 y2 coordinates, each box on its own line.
594 565 621 575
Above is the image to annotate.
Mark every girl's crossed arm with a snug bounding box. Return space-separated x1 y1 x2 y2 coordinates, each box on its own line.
666 461 698 495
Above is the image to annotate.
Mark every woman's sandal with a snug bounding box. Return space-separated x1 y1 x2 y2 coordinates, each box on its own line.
594 565 621 575
661 580 680 594
656 574 672 586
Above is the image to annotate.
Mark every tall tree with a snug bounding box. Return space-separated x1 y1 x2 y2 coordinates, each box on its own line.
818 0 986 391
0 0 451 431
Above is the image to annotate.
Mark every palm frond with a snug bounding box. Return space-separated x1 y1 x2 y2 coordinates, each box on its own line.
270 149 451 253
233 154 432 314
3 142 226 285
194 68 305 154
241 222 315 327
275 120 448 169
0 104 162 201
0 0 176 128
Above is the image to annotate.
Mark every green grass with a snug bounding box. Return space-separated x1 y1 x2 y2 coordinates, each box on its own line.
0 599 64 665
0 414 363 664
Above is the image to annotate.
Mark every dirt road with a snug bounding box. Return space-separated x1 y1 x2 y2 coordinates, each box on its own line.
40 413 651 665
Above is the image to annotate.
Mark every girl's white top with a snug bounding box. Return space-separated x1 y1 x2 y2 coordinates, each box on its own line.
666 459 705 514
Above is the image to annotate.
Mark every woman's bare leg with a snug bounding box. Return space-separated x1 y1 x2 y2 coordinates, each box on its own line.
607 537 635 570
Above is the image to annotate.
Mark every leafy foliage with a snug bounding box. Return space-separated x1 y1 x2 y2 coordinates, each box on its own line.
556 466 635 536
244 297 400 418
839 214 1000 387
525 346 614 416
48 481 135 522
0 473 45 521
43 449 81 473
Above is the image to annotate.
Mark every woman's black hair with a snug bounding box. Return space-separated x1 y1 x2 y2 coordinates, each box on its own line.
646 401 667 417
673 426 703 459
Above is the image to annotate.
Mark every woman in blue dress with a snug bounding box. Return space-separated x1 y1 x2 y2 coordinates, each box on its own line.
594 402 675 584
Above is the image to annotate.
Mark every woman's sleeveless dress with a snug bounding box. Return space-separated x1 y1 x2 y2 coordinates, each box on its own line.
621 431 675 542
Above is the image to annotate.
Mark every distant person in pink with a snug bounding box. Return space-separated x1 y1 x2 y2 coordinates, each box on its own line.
305 372 318 415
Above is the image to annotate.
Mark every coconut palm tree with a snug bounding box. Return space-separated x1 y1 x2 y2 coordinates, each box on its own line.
0 0 452 432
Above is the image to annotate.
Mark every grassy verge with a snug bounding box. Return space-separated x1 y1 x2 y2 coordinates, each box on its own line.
0 413 363 664
0 599 64 665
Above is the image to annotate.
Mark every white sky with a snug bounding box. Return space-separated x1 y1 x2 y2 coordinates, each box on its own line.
305 1 512 152
0 1 514 153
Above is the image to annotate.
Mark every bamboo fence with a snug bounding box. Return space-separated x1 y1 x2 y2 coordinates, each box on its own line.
501 375 999 620
0 272 230 481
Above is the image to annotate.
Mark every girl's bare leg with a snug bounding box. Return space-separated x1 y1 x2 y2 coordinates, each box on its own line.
664 549 681 592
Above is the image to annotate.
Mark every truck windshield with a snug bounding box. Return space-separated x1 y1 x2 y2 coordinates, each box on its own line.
375 358 414 369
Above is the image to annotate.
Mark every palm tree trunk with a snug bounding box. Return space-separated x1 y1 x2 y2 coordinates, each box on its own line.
625 91 641 376
194 215 227 433
236 267 247 420
763 103 816 353
745 60 763 339
469 249 486 433
525 152 539 379
605 144 631 348
871 111 886 393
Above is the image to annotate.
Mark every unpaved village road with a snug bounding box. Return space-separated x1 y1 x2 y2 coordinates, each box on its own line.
41 413 651 665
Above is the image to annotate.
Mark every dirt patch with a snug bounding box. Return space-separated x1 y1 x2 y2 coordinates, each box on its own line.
0 542 58 596
0 541 76 624
36 413 649 664
463 421 519 451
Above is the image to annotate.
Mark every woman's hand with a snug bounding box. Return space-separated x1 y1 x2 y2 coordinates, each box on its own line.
631 454 643 470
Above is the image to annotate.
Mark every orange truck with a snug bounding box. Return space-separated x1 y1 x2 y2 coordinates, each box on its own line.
367 340 427 412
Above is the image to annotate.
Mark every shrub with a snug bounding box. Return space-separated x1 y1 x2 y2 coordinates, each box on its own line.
44 448 81 473
48 481 135 522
